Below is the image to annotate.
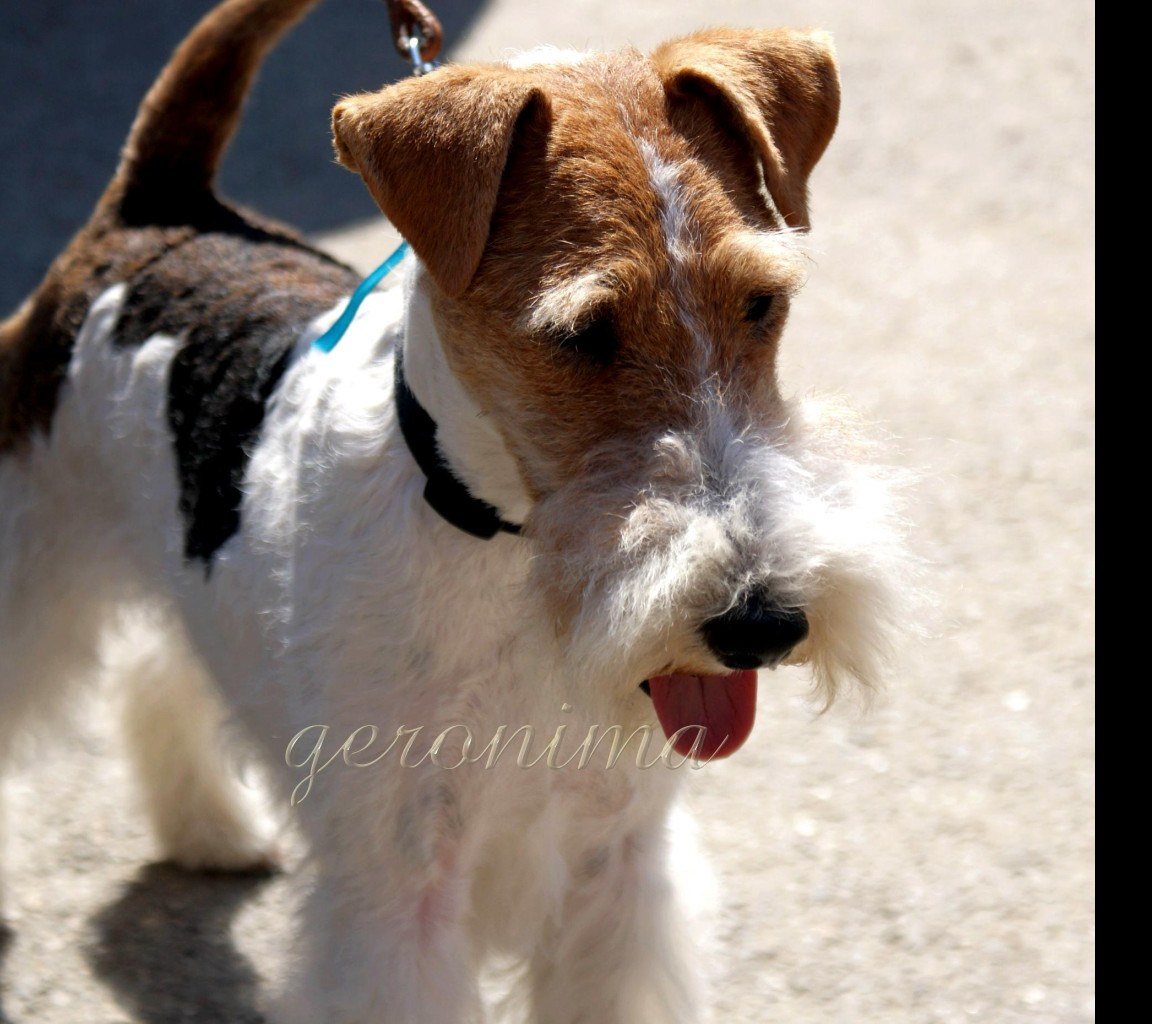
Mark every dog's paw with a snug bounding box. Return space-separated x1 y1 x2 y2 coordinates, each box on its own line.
158 803 281 875
165 827 281 875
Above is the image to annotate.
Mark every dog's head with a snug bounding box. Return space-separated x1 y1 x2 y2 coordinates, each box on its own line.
333 31 909 755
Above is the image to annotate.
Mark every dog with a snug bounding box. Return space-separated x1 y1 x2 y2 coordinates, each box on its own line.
0 1 910 1020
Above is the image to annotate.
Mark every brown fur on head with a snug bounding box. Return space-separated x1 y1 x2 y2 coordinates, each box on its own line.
331 30 840 499
332 69 549 298
654 28 840 230
332 30 838 288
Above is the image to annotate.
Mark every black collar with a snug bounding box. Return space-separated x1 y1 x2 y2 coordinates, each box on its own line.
394 349 523 540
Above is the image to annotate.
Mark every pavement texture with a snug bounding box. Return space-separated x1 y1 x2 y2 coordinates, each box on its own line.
0 1 1094 1022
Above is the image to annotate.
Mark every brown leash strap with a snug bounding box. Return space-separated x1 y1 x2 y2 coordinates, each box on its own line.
384 0 443 64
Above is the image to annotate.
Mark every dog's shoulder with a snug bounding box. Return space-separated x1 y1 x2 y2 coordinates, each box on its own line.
110 203 356 350
0 201 356 458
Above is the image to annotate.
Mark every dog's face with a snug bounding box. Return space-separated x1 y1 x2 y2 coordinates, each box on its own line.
334 31 908 747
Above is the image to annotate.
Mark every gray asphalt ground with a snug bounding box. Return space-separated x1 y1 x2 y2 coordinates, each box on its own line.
1 1 1094 1022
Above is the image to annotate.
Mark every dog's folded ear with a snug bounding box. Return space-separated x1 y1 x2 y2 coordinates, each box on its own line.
653 28 840 230
332 69 547 297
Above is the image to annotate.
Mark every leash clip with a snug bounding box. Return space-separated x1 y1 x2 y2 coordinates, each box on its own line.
385 0 442 76
404 30 439 76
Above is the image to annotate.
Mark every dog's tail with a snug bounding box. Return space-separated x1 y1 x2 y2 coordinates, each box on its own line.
98 0 325 221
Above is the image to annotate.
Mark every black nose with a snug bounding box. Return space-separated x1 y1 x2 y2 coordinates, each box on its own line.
701 594 809 670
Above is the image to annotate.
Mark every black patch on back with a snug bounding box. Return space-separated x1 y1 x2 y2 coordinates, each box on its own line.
107 207 357 566
167 325 295 566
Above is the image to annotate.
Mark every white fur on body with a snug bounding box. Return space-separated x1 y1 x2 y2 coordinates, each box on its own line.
0 263 708 1023
0 245 907 1021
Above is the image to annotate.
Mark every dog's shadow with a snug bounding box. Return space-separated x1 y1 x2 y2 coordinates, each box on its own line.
86 863 275 1024
0 921 14 1024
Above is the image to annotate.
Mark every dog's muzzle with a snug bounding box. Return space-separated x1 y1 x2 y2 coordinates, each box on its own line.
701 592 809 670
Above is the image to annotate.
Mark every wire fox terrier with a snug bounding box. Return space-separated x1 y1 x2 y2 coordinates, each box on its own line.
0 0 909 1020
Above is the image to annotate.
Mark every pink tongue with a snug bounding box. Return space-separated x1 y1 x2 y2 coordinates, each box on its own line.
648 670 758 760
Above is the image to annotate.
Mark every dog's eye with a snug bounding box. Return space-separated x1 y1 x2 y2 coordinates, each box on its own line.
745 294 775 323
556 317 618 365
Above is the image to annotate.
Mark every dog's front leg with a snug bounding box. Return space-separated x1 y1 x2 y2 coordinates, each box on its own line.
528 815 706 1024
275 770 484 1024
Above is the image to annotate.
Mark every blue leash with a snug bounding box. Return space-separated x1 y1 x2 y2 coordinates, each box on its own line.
313 240 410 353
